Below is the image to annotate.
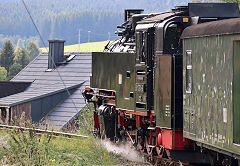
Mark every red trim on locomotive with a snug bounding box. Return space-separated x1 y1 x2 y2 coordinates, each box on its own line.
160 129 193 150
124 110 148 116
85 88 194 152
136 116 140 128
94 112 100 130
118 114 129 126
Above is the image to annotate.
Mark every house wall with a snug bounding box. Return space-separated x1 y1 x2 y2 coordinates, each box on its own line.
0 107 9 124
31 89 76 123
11 102 31 125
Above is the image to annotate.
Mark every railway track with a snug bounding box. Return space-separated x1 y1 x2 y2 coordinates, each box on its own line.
0 124 88 139
152 156 192 166
143 154 192 166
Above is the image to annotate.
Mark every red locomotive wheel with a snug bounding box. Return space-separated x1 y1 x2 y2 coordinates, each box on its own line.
145 137 153 155
165 149 172 160
137 137 145 153
156 146 164 158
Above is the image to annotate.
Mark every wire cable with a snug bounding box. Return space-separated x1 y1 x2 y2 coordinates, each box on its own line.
21 1 105 164
21 0 48 53
21 0 80 114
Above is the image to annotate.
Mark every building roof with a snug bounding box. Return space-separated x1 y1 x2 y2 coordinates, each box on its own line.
2 52 92 129
181 18 240 39
0 81 31 98
0 82 83 107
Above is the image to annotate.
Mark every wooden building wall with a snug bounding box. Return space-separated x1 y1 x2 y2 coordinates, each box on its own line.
11 102 31 125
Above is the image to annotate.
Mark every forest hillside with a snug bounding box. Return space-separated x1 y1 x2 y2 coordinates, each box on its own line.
0 0 189 47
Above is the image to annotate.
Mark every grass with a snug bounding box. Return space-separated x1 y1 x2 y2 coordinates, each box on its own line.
0 129 118 165
40 40 112 53
0 106 119 165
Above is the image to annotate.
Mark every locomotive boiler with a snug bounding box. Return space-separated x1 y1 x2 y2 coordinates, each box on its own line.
83 3 240 165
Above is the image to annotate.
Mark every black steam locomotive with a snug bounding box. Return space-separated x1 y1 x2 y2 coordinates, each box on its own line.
83 3 240 165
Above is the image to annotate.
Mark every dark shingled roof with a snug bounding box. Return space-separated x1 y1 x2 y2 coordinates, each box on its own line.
0 81 31 98
0 52 92 129
181 18 240 39
0 83 83 107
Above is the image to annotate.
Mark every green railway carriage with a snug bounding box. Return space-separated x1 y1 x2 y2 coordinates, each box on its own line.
182 18 240 159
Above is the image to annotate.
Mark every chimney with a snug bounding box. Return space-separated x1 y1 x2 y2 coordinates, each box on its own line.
48 39 65 69
124 9 144 22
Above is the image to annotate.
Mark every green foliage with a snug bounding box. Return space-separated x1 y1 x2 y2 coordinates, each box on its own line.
0 105 118 165
0 66 7 81
76 105 94 136
0 0 189 47
0 127 118 165
0 40 33 80
26 41 40 61
16 39 25 49
4 128 51 166
220 0 240 3
8 63 22 79
47 136 117 165
191 0 223 2
0 40 14 72
14 47 30 69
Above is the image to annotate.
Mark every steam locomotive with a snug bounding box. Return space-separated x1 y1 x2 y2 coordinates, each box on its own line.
83 3 240 165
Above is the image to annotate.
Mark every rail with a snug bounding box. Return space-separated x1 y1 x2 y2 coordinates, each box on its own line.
0 124 88 138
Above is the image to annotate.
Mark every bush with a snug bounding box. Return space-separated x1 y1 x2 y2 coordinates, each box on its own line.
3 127 52 166
0 106 118 165
0 66 7 81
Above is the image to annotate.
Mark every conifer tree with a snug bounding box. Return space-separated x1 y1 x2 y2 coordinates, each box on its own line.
8 63 22 79
0 40 14 72
221 0 240 3
0 66 7 81
26 41 40 61
14 48 30 69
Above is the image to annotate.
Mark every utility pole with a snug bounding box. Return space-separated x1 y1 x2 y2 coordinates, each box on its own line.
88 31 91 43
78 29 81 52
108 32 110 41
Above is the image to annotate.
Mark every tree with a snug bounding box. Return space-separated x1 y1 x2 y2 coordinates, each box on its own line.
16 39 25 49
26 41 40 61
0 66 7 81
14 48 30 69
8 63 22 79
220 0 240 3
0 40 15 72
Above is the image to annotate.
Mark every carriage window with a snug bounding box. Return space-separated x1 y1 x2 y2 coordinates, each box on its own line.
186 50 192 94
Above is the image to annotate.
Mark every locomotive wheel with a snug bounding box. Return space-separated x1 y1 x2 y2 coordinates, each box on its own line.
145 137 153 155
137 137 145 153
156 146 164 158
165 149 172 160
156 146 172 159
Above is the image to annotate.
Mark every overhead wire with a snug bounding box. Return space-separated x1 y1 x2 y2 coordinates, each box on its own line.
21 0 81 114
20 1 109 164
21 3 106 165
21 0 98 144
21 2 106 164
